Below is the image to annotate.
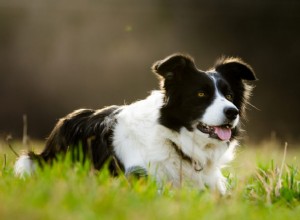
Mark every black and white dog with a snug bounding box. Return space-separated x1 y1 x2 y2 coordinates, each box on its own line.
15 53 256 194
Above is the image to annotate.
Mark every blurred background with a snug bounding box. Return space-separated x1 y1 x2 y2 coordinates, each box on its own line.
1 0 300 144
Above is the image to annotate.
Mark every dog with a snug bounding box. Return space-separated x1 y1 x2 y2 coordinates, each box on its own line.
14 53 256 194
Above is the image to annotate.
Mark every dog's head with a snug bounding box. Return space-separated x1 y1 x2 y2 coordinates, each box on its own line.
152 53 256 141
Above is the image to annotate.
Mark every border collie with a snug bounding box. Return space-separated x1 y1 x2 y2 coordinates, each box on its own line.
15 53 256 194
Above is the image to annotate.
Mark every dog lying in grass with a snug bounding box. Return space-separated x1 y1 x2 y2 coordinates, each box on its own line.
15 53 256 194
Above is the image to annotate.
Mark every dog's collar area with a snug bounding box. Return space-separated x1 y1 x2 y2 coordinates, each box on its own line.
169 141 203 172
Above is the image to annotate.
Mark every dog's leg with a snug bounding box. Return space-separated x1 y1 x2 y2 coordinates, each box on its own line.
113 137 149 179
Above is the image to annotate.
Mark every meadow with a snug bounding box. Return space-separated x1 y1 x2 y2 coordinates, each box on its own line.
0 139 299 220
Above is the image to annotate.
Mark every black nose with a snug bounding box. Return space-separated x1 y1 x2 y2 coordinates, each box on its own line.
224 107 239 120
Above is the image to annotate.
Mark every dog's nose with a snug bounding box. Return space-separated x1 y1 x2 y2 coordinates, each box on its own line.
224 107 239 120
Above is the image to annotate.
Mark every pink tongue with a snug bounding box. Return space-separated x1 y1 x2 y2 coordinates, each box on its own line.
214 127 232 141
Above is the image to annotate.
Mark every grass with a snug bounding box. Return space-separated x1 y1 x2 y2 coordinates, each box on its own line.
0 139 299 220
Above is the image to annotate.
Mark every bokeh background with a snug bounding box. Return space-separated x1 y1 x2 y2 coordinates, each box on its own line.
1 0 300 143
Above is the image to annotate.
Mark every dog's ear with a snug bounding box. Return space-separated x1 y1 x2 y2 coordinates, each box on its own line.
152 54 196 80
215 57 257 81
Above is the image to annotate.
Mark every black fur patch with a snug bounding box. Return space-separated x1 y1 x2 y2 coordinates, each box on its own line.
32 106 124 175
153 54 216 131
153 54 256 136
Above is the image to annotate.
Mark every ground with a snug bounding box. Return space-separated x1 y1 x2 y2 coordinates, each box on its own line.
0 139 299 220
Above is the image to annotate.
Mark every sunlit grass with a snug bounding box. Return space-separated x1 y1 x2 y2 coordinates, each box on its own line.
0 139 299 219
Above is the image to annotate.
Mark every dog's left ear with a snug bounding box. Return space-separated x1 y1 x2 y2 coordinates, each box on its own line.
152 54 196 80
215 57 257 81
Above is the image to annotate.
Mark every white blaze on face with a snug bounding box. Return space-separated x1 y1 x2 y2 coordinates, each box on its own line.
201 75 239 127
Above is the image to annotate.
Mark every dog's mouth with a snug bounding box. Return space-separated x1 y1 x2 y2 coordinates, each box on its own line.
196 122 233 141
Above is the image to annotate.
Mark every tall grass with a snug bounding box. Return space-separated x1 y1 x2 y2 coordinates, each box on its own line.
245 144 300 206
0 139 299 220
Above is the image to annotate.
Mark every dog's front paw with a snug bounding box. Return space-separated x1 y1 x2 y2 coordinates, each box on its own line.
125 166 148 179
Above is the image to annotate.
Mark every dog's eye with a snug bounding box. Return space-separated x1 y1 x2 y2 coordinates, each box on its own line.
225 94 233 101
198 92 206 97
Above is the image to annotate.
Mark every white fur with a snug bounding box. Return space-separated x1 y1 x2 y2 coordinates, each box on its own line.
14 155 35 178
113 90 237 194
